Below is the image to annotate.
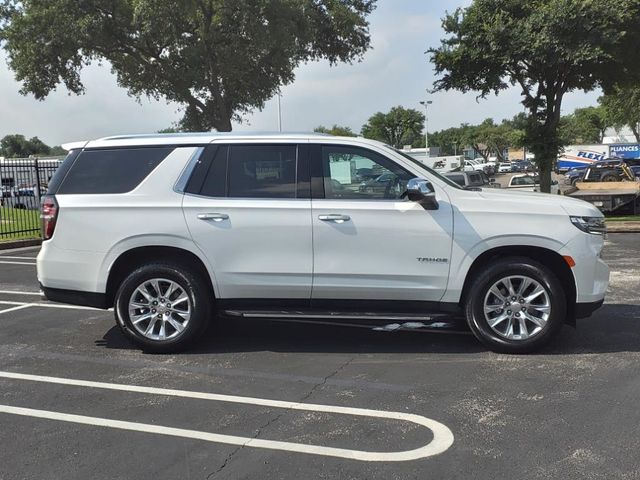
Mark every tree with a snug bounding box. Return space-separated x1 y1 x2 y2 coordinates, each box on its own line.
462 119 516 162
428 125 468 155
430 0 640 192
0 0 376 132
0 134 51 157
562 106 610 144
600 87 640 142
314 125 357 137
361 106 425 148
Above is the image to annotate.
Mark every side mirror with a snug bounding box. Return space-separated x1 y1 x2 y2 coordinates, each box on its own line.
406 178 439 210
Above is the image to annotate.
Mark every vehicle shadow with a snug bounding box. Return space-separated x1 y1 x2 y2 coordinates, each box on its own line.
96 303 640 355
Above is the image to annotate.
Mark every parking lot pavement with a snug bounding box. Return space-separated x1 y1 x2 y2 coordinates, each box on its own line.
0 236 639 480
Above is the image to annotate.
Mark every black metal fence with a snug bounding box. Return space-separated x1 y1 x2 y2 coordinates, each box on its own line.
0 157 63 240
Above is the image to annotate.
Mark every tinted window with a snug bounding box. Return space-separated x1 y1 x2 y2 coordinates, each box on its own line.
58 147 173 194
468 173 482 184
322 146 412 200
46 149 81 194
186 145 228 197
227 145 297 198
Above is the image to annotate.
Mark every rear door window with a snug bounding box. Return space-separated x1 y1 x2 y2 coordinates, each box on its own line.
57 147 174 194
227 145 297 198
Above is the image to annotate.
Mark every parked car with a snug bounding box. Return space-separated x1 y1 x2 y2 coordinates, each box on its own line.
511 160 536 173
498 162 512 173
506 174 560 194
582 158 640 182
564 167 587 186
38 133 609 354
0 188 40 210
443 171 500 189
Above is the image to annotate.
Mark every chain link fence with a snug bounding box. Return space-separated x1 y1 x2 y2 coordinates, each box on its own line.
1 158 63 240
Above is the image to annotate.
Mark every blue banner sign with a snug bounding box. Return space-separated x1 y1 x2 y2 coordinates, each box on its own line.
609 144 640 159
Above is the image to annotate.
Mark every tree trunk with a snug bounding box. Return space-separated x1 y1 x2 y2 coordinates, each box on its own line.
213 115 233 132
538 156 553 193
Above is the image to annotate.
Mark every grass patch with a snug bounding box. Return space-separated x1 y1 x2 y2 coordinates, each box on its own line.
606 215 640 222
0 207 41 241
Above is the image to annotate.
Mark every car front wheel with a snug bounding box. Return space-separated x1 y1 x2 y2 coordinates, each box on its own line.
464 257 566 353
114 262 212 353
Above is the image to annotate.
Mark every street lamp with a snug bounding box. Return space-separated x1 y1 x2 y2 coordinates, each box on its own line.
419 100 433 157
277 91 282 132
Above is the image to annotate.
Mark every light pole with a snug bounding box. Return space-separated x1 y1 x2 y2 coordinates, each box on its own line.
419 100 433 157
277 91 282 132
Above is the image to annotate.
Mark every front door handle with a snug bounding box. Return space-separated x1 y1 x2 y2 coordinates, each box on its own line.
197 213 229 222
318 214 351 223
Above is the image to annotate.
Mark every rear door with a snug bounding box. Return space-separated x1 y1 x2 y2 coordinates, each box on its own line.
182 143 313 301
310 144 454 303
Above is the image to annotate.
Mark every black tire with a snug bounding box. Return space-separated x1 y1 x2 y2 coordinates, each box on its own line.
114 262 213 353
601 174 618 182
464 257 566 354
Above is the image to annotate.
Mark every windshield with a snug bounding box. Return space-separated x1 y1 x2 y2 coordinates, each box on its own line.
392 148 463 189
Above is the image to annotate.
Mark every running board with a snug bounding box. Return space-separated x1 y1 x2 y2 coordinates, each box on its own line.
222 310 470 334
224 310 447 321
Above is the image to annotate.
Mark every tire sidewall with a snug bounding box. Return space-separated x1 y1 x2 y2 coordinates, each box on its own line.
465 259 566 353
115 263 211 352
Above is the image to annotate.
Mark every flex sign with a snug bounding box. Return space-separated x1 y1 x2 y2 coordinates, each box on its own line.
610 144 640 159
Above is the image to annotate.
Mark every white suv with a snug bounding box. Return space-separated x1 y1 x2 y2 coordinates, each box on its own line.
37 133 610 353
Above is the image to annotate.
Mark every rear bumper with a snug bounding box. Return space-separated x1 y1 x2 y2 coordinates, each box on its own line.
575 299 605 319
40 285 109 309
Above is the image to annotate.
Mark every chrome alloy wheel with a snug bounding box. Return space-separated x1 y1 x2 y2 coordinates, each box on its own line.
128 278 192 341
483 275 551 341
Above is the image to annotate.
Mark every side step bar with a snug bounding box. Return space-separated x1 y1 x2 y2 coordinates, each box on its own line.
222 310 470 334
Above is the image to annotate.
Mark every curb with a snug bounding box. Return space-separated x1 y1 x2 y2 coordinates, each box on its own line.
0 239 42 250
606 222 640 233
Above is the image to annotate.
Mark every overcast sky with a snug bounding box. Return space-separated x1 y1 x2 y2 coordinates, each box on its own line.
0 0 600 146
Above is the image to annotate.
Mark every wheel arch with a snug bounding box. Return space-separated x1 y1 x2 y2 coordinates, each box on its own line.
460 245 577 325
105 245 216 308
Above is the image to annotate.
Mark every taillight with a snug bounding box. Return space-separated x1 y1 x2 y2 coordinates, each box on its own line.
41 195 58 240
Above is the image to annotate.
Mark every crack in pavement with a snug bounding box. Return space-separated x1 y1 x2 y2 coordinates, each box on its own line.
206 356 355 479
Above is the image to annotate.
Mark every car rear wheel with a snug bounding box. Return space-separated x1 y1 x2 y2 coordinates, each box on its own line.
114 262 212 353
464 257 566 353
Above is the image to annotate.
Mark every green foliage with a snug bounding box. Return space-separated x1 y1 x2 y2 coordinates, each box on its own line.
314 125 357 137
427 126 467 155
430 0 640 191
361 106 425 148
600 87 640 142
0 134 51 157
0 0 376 132
561 106 610 144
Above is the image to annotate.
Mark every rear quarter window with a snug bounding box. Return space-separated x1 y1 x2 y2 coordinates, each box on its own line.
57 147 174 194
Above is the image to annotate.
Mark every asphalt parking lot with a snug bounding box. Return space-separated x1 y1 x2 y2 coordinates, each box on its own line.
0 236 639 480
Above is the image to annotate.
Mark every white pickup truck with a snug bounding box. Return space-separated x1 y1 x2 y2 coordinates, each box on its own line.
506 174 560 195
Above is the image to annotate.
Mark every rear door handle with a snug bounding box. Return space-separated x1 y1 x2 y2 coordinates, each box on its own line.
318 214 351 223
197 213 229 222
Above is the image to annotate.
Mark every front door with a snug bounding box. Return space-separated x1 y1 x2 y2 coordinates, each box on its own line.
311 144 454 303
183 143 312 300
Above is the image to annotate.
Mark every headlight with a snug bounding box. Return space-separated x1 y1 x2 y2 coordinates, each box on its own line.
570 216 607 235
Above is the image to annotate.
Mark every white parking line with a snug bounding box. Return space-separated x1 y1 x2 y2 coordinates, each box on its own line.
0 290 41 296
0 371 454 462
0 261 36 266
0 256 38 260
0 304 34 315
0 301 102 311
